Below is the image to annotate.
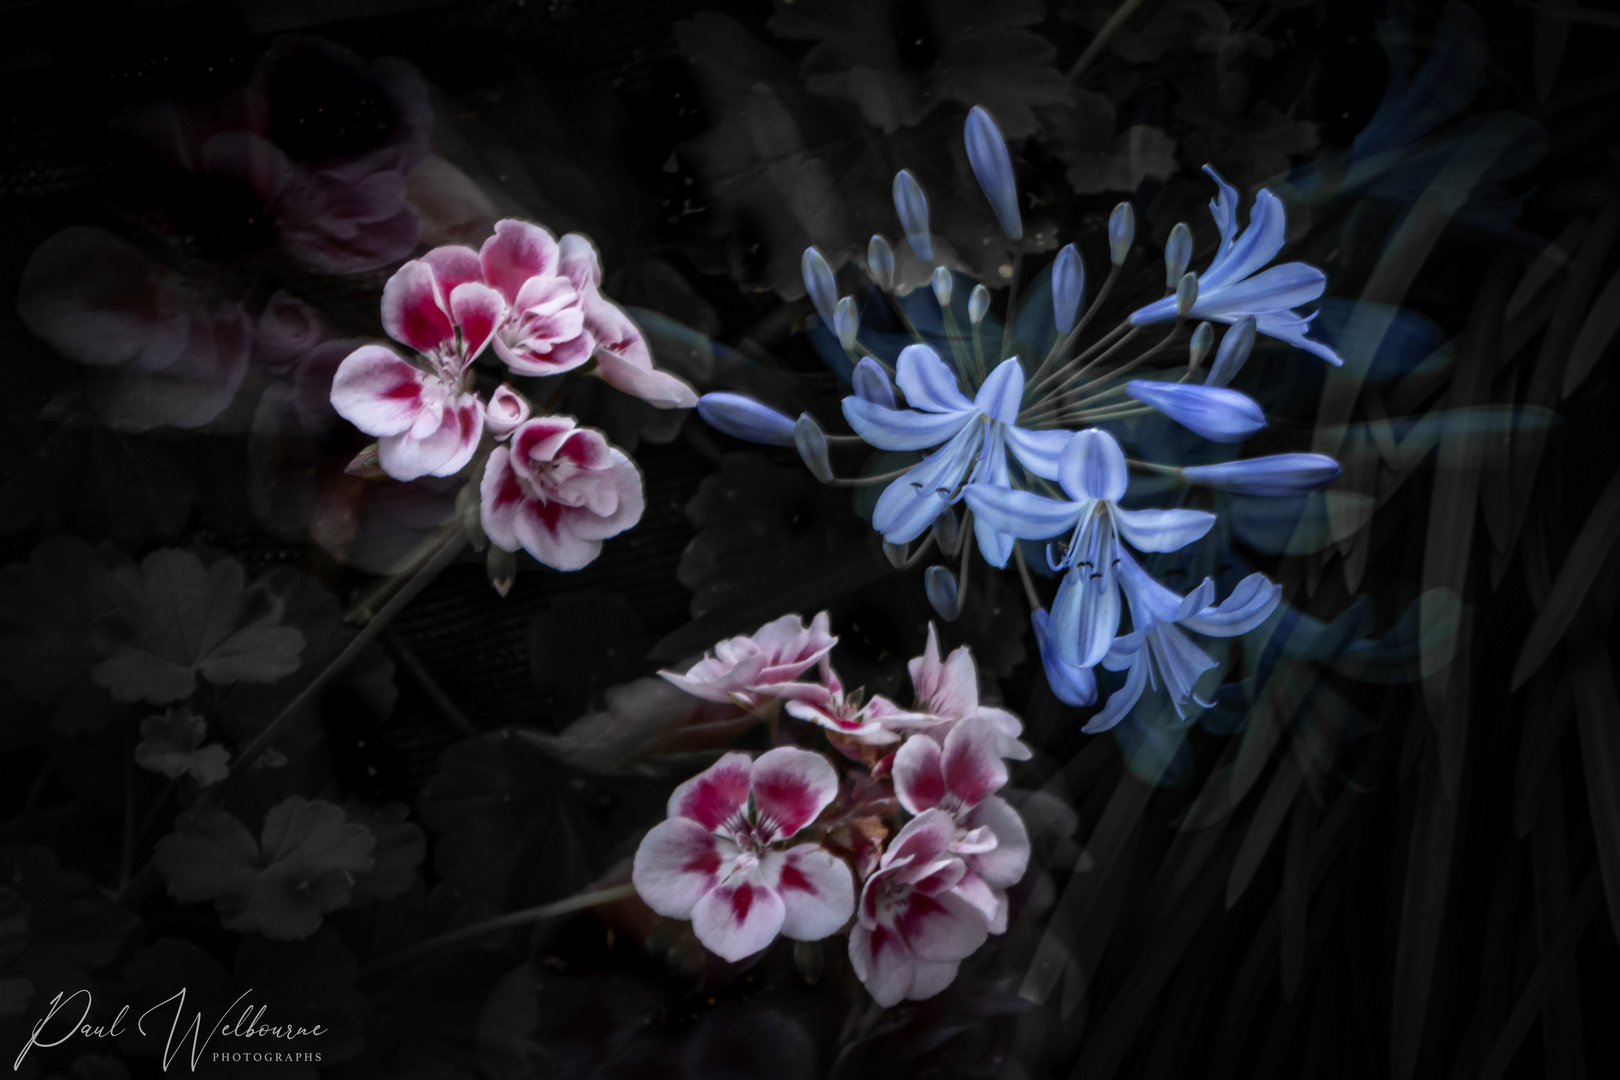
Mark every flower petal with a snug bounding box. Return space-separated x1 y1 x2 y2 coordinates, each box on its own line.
965 795 1030 890
895 344 972 415
1112 507 1217 553
1200 188 1287 292
768 844 855 941
893 732 946 815
898 887 989 963
449 282 505 362
479 219 560 303
1052 558 1120 670
750 746 838 841
691 877 786 962
972 357 1025 425
381 260 451 354
1084 647 1149 733
632 817 724 919
941 716 1008 807
853 356 896 408
329 345 425 437
872 423 982 543
1004 426 1071 480
1178 572 1282 636
1059 428 1128 501
1203 164 1241 263
669 751 753 829
1200 261 1326 317
962 485 1082 541
596 349 699 409
849 923 916 1007
1125 381 1266 443
377 396 482 481
843 396 969 451
1032 608 1098 706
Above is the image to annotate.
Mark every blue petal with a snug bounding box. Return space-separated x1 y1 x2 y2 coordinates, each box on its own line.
853 356 896 408
697 393 797 446
1175 578 1217 621
1052 244 1084 334
1126 380 1267 443
1199 188 1287 292
1145 620 1219 716
893 170 933 261
842 396 969 451
962 484 1082 540
1205 316 1256 387
964 106 1023 241
1051 534 1121 670
1112 506 1217 552
1059 428 1128 501
1084 645 1148 733
1198 262 1326 318
896 344 973 414
1182 453 1341 495
1127 294 1178 327
1116 549 1184 625
973 357 1025 425
1005 426 1071 480
801 247 838 328
872 423 981 542
1033 608 1097 706
969 430 1015 568
1179 573 1282 636
1203 165 1240 263
1255 311 1344 366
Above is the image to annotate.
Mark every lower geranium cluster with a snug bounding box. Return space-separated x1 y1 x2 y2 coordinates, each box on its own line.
634 613 1029 1006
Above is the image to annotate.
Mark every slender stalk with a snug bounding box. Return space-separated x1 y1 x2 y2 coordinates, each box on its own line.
1025 323 1135 403
827 464 914 488
1062 321 1184 396
885 291 928 346
999 250 1025 362
347 519 465 624
1022 322 1180 423
1027 263 1123 389
360 883 639 979
957 509 975 601
1127 457 1182 475
941 307 980 384
383 627 478 737
1013 544 1041 611
897 531 939 570
1068 0 1153 79
1035 405 1154 428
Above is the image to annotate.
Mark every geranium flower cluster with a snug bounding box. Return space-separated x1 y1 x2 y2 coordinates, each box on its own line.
696 104 1345 731
329 220 696 572
635 613 1030 1007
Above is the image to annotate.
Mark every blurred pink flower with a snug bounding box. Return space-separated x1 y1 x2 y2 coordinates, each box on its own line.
478 416 644 571
633 748 855 962
662 612 838 708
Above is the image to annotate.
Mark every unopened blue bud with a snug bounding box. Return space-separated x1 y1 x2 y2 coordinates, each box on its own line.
964 105 1022 242
867 234 896 292
931 266 953 309
932 510 962 558
852 356 896 408
1175 272 1199 319
1165 223 1193 288
924 565 961 621
1052 243 1085 334
834 297 859 351
1188 321 1214 370
697 393 798 446
795 413 833 483
1108 203 1135 265
1206 316 1256 388
1126 380 1266 443
892 170 932 261
968 284 990 325
801 247 837 329
1182 454 1341 495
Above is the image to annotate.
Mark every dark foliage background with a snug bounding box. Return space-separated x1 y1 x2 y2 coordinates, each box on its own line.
1 0 1619 1077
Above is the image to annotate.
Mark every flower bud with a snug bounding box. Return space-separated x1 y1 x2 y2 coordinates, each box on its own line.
968 284 990 325
867 234 896 292
1126 380 1266 443
1182 453 1341 495
1052 243 1084 334
1187 322 1214 372
1164 222 1193 288
924 565 960 622
795 413 834 483
344 443 382 477
883 540 908 568
484 384 531 439
892 170 932 261
932 510 962 558
697 392 798 446
1108 203 1135 265
1206 316 1256 388
801 247 837 329
852 356 896 408
1174 272 1199 319
931 266 953 309
487 545 517 598
964 105 1022 241
834 297 859 351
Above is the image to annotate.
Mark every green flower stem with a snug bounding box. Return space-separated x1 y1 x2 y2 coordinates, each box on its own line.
999 249 1025 363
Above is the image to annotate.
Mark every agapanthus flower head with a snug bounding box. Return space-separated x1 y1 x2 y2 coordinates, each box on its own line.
1129 166 1342 366
632 748 855 962
662 612 838 708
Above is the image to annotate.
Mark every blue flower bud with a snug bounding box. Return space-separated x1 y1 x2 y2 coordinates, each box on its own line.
697 393 798 446
834 297 859 351
892 170 932 261
931 266 953 309
1205 316 1256 387
883 540 908 569
1188 321 1214 370
924 565 960 621
968 284 990 325
867 234 896 292
1052 243 1085 334
852 356 896 408
964 105 1023 242
1181 453 1341 495
932 510 962 557
1165 222 1193 288
1125 380 1266 443
795 413 833 483
1108 203 1135 265
801 247 837 329
1174 272 1199 319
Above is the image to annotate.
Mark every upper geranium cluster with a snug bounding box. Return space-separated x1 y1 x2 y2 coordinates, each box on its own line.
328 219 696 573
692 104 1345 733
636 613 1030 1006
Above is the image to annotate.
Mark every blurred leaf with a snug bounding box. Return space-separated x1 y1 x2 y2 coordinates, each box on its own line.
520 677 751 777
1570 646 1620 944
527 592 649 724
1390 743 1461 1080
1560 264 1620 398
0 421 193 546
343 801 426 903
1225 751 1304 908
1513 671 1572 838
132 706 229 785
92 549 305 705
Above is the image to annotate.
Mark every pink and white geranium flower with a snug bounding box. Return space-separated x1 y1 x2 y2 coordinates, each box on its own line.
787 657 933 752
908 624 1031 761
329 251 505 480
893 716 1031 934
479 219 596 377
632 747 855 962
479 416 644 571
847 809 991 1007
662 612 838 708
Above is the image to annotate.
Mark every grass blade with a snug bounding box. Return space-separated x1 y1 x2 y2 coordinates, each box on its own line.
1226 750 1305 909
1570 645 1620 943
